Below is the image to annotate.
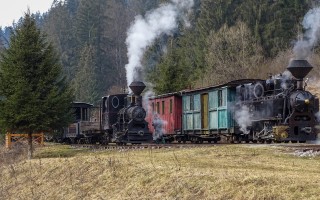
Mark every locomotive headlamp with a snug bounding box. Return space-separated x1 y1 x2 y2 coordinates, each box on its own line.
305 99 310 104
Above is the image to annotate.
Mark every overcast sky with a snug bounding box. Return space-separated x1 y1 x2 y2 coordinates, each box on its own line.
0 0 53 27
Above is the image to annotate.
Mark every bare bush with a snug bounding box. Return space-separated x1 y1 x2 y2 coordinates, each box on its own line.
0 144 27 167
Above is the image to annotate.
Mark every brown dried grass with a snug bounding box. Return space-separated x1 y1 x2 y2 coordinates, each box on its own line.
0 144 320 200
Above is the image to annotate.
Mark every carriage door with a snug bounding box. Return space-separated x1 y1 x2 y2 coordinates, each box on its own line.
201 93 209 134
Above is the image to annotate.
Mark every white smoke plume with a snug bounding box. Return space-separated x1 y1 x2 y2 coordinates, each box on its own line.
125 0 194 88
234 105 252 134
152 113 168 141
293 7 320 59
142 89 169 141
142 89 155 111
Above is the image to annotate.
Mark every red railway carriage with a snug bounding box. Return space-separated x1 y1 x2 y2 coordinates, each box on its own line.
146 92 182 142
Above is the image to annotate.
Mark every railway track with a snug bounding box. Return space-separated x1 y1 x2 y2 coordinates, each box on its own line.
70 142 226 151
69 142 320 154
274 143 320 152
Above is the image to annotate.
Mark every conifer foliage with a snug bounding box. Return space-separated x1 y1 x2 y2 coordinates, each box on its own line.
0 12 73 159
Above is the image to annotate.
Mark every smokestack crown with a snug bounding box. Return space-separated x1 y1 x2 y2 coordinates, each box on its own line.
287 59 313 79
129 81 146 96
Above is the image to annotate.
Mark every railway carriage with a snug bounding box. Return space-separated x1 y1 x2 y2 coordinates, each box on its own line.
181 79 262 143
146 93 182 143
63 102 103 144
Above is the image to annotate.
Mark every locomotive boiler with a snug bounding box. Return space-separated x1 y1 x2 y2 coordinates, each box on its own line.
235 59 319 142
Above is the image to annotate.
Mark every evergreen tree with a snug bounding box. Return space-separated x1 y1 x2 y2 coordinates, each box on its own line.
0 36 4 53
0 12 73 159
42 0 79 82
148 37 199 94
73 44 99 103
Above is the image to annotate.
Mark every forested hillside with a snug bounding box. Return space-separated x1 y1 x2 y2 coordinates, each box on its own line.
1 0 319 103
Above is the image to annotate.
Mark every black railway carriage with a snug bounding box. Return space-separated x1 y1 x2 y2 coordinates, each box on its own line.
63 102 103 144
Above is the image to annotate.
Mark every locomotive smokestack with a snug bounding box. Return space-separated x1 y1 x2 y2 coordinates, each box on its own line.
287 60 313 80
129 81 146 106
129 81 146 96
287 59 313 90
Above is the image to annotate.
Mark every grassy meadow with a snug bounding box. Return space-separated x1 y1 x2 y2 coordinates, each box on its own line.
0 143 320 200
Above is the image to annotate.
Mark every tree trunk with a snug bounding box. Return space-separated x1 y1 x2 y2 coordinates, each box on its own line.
27 132 33 159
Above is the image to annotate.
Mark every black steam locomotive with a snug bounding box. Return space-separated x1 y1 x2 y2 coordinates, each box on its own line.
102 81 152 144
235 59 319 142
61 81 152 145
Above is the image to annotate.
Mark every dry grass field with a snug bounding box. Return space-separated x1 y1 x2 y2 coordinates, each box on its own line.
0 143 320 200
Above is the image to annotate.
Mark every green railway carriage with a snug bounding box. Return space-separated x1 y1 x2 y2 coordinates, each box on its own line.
181 80 262 143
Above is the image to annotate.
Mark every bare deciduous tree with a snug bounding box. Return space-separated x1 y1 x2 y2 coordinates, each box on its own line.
198 21 264 87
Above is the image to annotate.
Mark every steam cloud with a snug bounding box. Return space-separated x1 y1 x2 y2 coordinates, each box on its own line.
125 0 194 88
152 113 168 141
234 105 252 134
142 89 168 141
293 7 320 59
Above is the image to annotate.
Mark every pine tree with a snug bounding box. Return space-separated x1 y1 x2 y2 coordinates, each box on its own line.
0 12 73 159
73 44 99 103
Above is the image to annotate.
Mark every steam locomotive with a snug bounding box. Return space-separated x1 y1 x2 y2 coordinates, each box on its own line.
60 59 319 144
102 81 152 144
61 81 153 145
233 59 319 142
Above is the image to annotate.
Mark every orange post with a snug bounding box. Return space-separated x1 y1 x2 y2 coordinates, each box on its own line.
5 133 11 149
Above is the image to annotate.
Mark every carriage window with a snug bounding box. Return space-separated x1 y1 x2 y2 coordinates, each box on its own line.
162 101 165 114
84 108 89 121
74 108 81 121
218 90 222 107
193 94 201 111
156 102 160 113
218 90 226 107
190 95 194 110
184 96 191 111
152 102 154 112
170 99 173 113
